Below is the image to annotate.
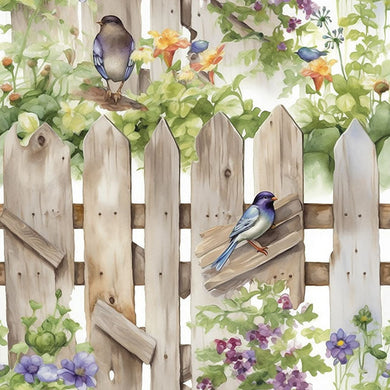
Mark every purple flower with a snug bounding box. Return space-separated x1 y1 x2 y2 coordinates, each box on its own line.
246 324 281 349
297 0 319 19
326 328 359 365
226 337 241 350
271 367 311 389
287 17 302 33
278 293 293 309
58 352 98 390
269 0 290 5
197 377 214 390
277 42 287 51
382 363 390 378
15 355 58 383
215 339 227 354
253 1 263 11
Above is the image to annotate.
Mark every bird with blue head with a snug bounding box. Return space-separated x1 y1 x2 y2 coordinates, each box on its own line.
93 15 135 103
296 47 328 62
211 191 277 271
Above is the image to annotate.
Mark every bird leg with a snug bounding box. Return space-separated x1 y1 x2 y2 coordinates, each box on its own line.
104 80 112 101
112 81 124 104
247 240 268 255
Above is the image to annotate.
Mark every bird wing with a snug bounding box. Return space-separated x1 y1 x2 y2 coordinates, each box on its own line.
123 38 135 80
93 36 109 80
229 205 260 239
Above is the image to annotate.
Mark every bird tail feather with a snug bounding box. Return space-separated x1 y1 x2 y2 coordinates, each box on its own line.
211 240 238 271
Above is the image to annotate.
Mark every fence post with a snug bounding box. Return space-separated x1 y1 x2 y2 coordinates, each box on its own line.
144 119 181 389
83 116 141 390
253 105 305 308
330 119 381 330
3 123 74 358
191 112 244 389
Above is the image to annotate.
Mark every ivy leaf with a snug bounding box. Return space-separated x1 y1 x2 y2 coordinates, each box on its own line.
338 13 360 27
29 300 42 311
10 342 29 354
302 327 330 343
198 365 227 387
196 346 222 363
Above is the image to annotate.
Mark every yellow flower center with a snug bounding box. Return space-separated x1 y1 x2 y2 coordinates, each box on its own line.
361 315 368 322
337 340 345 347
149 28 180 50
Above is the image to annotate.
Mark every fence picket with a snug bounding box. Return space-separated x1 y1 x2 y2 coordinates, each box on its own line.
330 119 381 331
145 119 181 390
83 116 141 390
253 105 305 308
3 124 74 357
191 112 244 389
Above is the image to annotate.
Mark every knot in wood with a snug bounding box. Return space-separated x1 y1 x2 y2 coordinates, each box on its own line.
38 135 46 146
224 168 231 178
109 296 115 305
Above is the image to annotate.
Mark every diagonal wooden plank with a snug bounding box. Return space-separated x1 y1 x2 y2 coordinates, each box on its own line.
330 119 381 331
83 115 141 390
145 119 181 389
253 105 305 308
0 208 65 268
191 112 244 390
3 123 74 359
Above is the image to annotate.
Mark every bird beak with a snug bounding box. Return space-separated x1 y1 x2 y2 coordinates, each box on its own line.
97 21 103 26
271 196 278 201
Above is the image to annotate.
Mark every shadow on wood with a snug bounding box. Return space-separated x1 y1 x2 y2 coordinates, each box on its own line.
196 194 304 292
75 86 147 112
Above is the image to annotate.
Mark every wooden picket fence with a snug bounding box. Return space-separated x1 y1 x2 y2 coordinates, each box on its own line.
0 105 387 389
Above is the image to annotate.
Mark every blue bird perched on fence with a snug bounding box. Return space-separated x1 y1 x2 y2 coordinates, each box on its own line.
93 15 135 103
296 47 328 62
211 191 277 271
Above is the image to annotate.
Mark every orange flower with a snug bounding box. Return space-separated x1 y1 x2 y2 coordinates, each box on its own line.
301 57 337 91
149 28 190 67
1 83 12 93
2 57 12 67
190 45 225 84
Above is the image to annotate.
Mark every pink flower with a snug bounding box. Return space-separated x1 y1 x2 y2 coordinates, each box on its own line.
278 293 293 309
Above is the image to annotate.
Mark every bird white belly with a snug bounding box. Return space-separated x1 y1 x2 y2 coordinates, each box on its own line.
104 53 128 81
236 216 272 243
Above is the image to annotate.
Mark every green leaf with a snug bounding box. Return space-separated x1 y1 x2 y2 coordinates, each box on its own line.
301 353 332 376
232 74 246 90
336 93 356 113
17 0 36 9
339 13 360 27
21 316 37 329
198 365 227 387
29 300 42 311
10 341 29 354
302 327 330 343
63 318 81 333
76 342 94 353
368 344 387 359
196 346 222 363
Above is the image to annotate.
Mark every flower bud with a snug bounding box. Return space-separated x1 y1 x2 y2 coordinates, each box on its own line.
374 80 390 96
44 64 51 71
27 59 37 68
9 93 21 103
2 57 12 67
253 1 263 11
0 83 12 93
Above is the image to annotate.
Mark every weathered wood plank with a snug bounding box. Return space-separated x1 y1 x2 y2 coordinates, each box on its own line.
191 112 244 390
145 119 181 390
330 119 381 334
180 344 191 382
0 208 65 268
3 123 74 358
253 105 305 308
92 300 156 364
83 116 141 390
80 0 142 94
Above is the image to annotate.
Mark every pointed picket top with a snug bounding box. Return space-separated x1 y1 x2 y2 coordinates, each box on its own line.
331 119 381 334
3 122 74 355
145 119 180 390
252 105 304 308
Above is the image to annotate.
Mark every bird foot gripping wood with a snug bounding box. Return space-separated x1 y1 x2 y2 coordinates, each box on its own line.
112 92 121 104
247 240 268 255
104 88 112 102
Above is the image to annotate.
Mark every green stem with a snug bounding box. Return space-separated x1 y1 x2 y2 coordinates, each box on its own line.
324 22 347 80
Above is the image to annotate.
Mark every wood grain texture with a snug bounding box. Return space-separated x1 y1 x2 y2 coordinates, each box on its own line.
145 119 181 390
0 208 65 268
191 112 244 390
253 105 305 308
92 300 156 364
83 116 141 389
3 123 74 356
330 119 381 333
150 0 181 80
180 344 191 382
80 0 142 94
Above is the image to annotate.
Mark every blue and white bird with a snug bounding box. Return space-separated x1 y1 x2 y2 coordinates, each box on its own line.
93 15 135 103
211 191 277 271
296 47 328 62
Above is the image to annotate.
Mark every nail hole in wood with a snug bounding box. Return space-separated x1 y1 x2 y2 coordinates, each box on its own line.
164 211 168 216
344 213 348 216
38 135 45 146
18 272 21 276
215 214 218 218
37 272 40 276
355 249 358 253
358 214 362 218
363 272 367 276
197 12 201 16
281 272 284 276
347 272 350 276
32 213 35 217
61 156 65 160
109 296 115 304
224 169 231 177
289 274 293 278
206 214 209 218
100 271 103 276
170 9 174 13
273 275 277 279
159 272 162 277
114 211 117 215
164 353 168 359
98 212 102 216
